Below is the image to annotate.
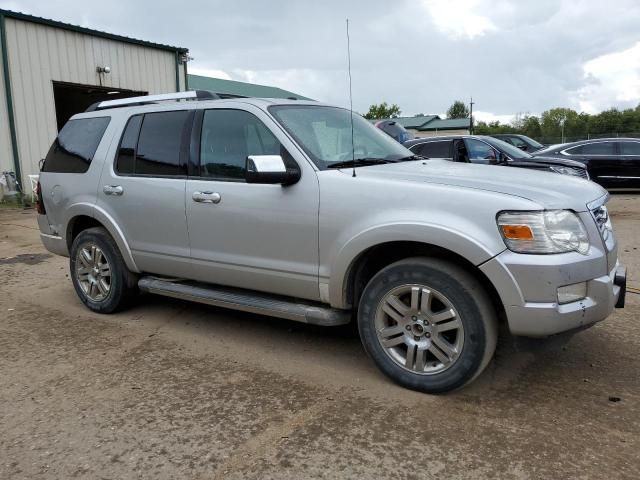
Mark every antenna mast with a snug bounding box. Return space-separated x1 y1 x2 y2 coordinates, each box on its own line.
346 18 356 177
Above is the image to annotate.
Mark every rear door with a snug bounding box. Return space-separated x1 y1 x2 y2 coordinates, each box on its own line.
97 109 192 277
618 141 640 187
566 141 617 187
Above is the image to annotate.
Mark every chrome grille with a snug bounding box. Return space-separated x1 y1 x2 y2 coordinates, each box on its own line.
575 168 589 179
591 205 610 240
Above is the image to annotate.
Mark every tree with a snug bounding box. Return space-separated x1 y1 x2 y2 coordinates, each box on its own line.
446 100 470 119
363 102 401 120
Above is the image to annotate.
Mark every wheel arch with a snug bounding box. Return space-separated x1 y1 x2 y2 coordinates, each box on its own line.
337 240 505 323
66 207 139 273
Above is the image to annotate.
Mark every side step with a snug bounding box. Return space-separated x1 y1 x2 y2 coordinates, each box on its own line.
138 277 351 327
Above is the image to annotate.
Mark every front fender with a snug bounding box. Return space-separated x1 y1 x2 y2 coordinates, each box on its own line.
327 222 504 308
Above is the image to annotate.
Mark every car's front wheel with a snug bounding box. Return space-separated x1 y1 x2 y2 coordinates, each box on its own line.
357 257 497 393
70 227 137 313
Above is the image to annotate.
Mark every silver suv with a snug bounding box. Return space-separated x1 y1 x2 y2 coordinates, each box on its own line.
36 91 626 393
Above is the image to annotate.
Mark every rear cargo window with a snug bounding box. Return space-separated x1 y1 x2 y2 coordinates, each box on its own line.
42 117 110 173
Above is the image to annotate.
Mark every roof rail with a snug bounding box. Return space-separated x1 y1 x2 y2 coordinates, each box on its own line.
86 90 219 112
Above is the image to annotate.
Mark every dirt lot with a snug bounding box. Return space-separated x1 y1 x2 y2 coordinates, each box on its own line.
1 196 639 479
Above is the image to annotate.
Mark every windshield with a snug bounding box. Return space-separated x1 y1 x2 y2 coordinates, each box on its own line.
376 121 415 144
269 105 413 169
535 143 564 154
523 136 544 148
483 136 533 159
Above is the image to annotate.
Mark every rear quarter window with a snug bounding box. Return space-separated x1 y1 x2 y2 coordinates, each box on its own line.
42 117 110 173
413 140 452 158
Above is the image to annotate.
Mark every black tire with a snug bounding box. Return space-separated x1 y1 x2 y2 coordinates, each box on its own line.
357 257 497 393
70 227 138 313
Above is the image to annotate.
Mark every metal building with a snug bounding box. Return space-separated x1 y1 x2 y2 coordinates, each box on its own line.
0 9 189 192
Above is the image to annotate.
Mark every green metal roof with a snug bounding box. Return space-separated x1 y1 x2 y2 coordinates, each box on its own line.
188 74 311 100
418 118 470 131
0 8 187 53
392 115 439 128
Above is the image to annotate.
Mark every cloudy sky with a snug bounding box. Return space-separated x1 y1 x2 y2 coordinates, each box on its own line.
2 0 639 122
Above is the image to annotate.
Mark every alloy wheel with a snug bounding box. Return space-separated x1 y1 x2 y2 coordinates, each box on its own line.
374 284 464 374
76 243 111 301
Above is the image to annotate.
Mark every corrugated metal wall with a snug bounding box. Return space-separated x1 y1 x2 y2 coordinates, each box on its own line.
3 17 185 186
0 40 13 175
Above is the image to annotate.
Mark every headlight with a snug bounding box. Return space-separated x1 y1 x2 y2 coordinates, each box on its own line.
549 166 585 178
497 210 589 254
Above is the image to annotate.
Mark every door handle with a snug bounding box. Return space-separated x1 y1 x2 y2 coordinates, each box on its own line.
103 185 124 196
192 191 221 204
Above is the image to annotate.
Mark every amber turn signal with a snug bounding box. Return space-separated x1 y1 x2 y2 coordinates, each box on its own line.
500 224 534 240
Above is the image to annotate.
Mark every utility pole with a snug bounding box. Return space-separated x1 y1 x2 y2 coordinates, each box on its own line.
469 96 474 135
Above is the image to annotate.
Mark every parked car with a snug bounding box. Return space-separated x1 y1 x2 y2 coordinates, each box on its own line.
532 138 640 189
405 135 589 179
490 134 545 152
37 91 626 393
374 119 414 143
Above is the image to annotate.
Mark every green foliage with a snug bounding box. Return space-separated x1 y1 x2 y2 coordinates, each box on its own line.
476 105 640 143
363 102 401 120
447 100 470 119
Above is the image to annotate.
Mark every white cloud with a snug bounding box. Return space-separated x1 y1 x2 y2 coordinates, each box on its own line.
570 41 640 113
422 0 497 39
473 111 515 124
7 0 640 118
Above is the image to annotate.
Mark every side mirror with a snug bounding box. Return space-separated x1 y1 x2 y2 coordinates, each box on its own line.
245 155 300 186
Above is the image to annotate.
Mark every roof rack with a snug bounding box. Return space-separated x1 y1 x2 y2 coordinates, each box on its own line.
85 90 219 112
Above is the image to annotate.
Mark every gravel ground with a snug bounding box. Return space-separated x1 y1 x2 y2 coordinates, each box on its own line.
0 195 638 479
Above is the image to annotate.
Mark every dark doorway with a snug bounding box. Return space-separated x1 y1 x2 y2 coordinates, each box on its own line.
52 81 147 131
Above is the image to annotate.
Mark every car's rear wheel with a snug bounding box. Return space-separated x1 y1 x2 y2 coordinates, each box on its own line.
357 257 497 393
70 227 137 313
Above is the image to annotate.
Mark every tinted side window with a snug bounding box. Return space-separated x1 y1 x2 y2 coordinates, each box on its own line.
200 109 282 181
620 141 640 155
414 140 452 158
464 138 498 164
135 111 190 176
115 115 143 175
43 117 110 173
510 137 528 148
569 142 615 155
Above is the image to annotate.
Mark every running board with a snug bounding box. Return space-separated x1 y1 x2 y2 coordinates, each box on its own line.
138 277 351 327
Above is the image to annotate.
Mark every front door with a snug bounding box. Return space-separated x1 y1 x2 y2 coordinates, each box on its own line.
185 106 320 301
97 109 192 277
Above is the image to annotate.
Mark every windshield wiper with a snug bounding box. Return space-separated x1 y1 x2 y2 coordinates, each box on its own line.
326 158 394 169
394 154 428 162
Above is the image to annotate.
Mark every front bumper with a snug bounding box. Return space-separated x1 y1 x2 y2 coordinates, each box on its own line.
480 250 625 337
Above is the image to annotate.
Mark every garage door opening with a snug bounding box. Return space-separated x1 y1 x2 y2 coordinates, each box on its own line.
53 81 147 131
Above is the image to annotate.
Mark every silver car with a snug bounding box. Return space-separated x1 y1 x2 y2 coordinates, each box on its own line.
36 91 626 393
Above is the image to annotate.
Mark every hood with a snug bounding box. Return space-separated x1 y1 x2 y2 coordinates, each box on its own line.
345 160 606 211
514 155 585 169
